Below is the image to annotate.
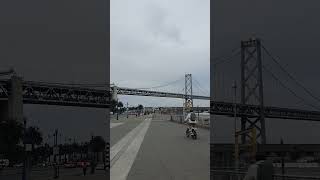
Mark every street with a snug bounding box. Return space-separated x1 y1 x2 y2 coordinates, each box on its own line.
111 113 210 180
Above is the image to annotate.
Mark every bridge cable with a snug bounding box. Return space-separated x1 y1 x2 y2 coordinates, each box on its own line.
262 44 320 105
262 65 320 111
135 77 185 90
193 77 210 96
213 48 241 66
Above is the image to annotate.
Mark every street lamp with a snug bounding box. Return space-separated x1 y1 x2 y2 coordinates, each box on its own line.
116 100 119 120
232 81 239 169
127 102 129 119
22 117 32 180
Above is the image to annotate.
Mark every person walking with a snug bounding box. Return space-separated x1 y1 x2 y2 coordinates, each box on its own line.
82 161 87 176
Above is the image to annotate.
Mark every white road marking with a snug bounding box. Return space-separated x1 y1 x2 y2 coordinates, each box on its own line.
151 120 169 122
110 121 144 164
110 116 153 166
111 122 124 128
110 118 152 180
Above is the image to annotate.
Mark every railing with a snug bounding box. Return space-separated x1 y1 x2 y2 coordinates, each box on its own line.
152 113 210 128
273 175 320 180
211 170 320 180
211 170 246 180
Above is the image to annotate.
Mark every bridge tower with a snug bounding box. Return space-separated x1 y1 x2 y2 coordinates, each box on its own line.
240 38 266 144
0 74 24 123
184 74 193 112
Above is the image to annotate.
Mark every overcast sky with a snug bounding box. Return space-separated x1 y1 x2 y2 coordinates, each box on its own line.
111 0 210 107
0 0 109 143
2 0 320 144
211 0 320 144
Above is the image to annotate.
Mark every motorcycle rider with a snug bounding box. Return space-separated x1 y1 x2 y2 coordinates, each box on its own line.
184 110 198 136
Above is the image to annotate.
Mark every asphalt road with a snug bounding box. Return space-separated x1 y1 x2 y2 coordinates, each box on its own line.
110 113 210 180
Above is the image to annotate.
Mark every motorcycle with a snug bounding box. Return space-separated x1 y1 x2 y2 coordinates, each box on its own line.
186 125 197 139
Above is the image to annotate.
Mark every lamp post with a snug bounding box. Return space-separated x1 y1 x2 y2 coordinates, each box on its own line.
232 81 239 169
53 129 59 179
281 138 285 177
116 100 119 120
127 102 129 119
22 117 32 180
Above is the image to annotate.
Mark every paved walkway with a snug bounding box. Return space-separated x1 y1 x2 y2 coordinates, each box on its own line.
111 114 210 180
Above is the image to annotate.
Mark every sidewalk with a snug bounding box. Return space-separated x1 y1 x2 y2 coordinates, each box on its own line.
53 170 108 180
31 167 109 180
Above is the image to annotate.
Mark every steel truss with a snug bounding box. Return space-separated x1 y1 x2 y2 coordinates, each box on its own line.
0 80 110 108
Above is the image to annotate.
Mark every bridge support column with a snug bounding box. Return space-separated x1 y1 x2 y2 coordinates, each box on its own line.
8 75 24 123
184 74 193 112
0 75 23 123
240 38 266 145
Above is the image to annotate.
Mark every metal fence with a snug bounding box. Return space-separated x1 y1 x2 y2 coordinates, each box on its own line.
273 175 320 180
152 113 210 128
211 170 320 180
211 170 246 180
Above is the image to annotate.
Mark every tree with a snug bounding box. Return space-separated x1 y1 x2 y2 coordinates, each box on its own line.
138 104 144 110
110 100 125 113
25 126 43 148
90 136 106 162
117 101 123 108
110 100 118 112
0 120 24 160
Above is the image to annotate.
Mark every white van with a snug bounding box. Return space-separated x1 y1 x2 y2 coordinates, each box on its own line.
0 159 9 167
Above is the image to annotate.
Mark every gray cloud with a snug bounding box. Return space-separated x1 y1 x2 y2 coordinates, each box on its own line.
211 0 320 143
111 0 210 107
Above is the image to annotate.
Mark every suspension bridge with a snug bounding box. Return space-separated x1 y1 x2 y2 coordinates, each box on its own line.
0 70 211 180
211 38 320 178
2 38 320 178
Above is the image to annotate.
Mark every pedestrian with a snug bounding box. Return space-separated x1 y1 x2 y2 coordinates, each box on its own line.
90 160 96 174
82 162 87 176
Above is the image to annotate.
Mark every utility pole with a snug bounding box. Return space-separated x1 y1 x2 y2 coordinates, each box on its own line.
59 133 62 163
197 105 200 123
116 99 119 120
127 102 129 119
22 117 31 180
64 137 67 163
53 129 59 179
281 138 285 177
232 81 239 169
